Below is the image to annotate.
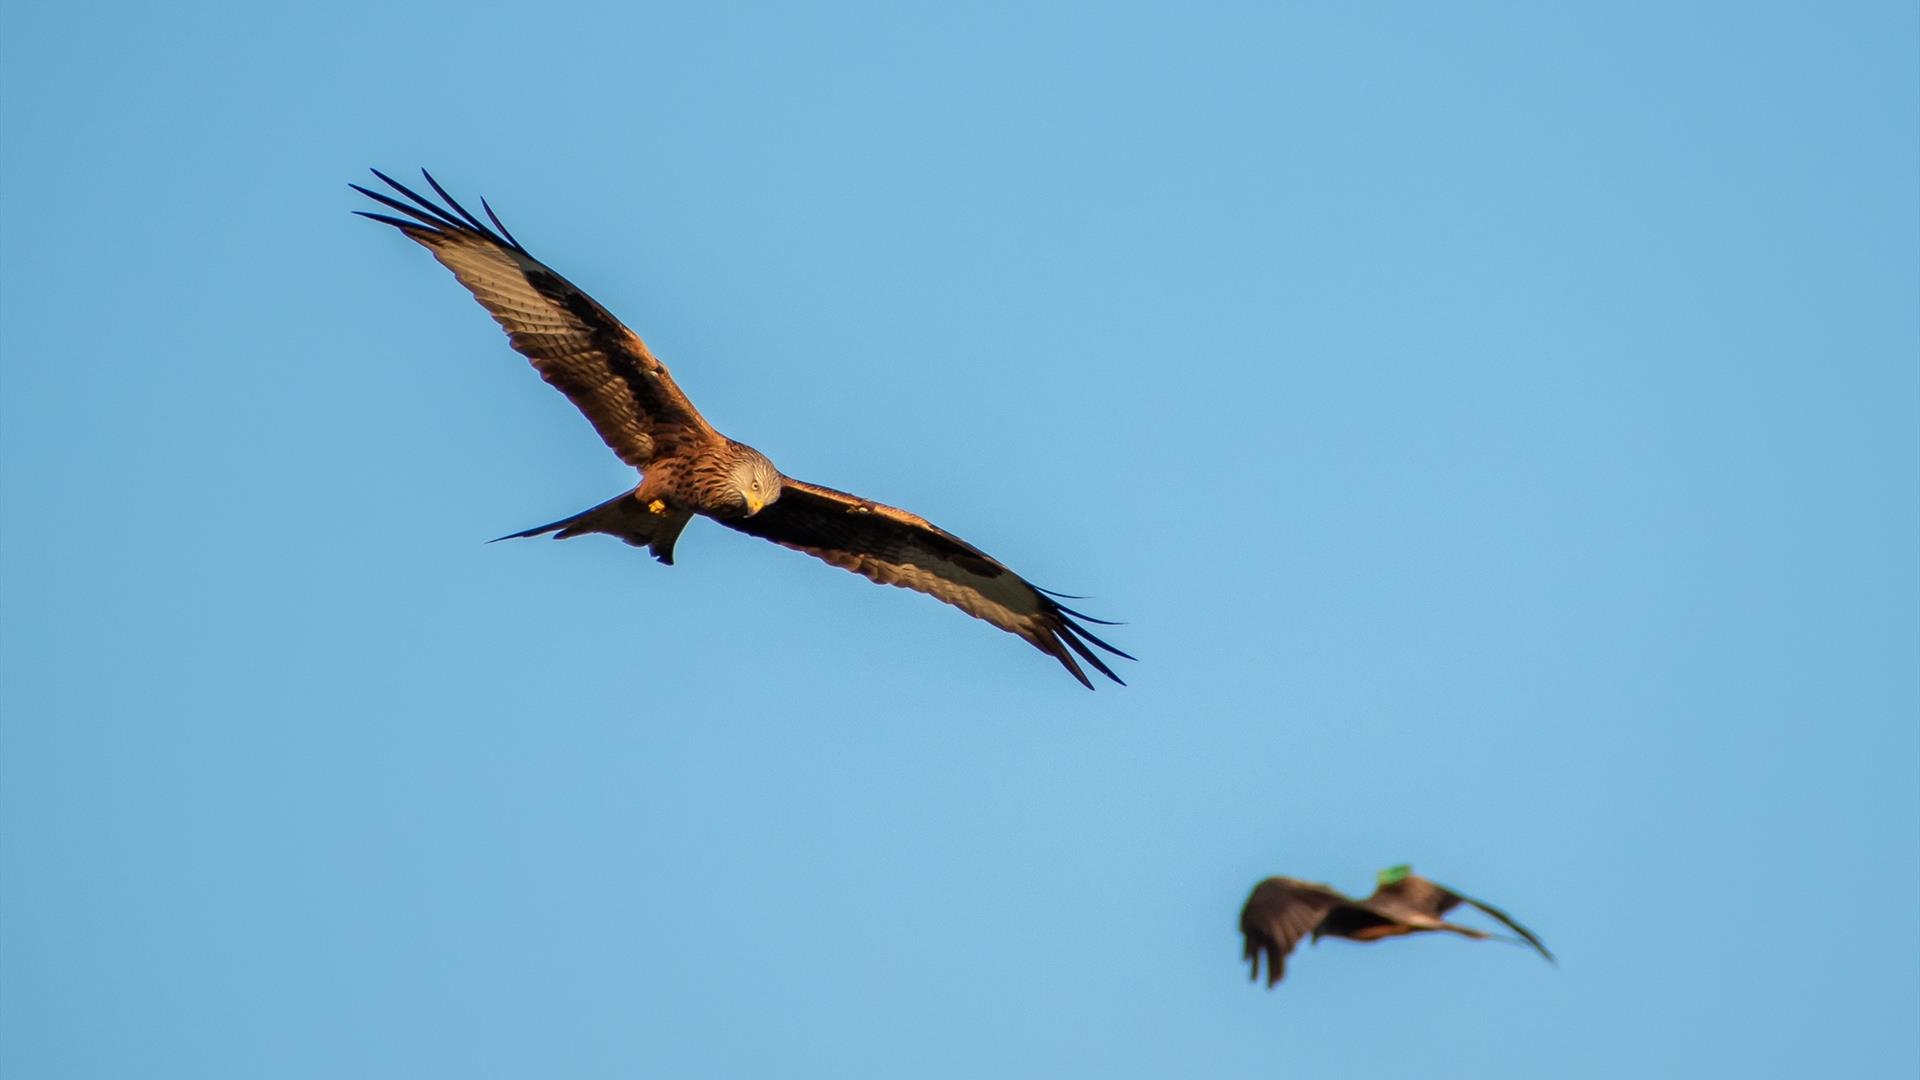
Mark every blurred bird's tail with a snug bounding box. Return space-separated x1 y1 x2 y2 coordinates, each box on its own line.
493 491 692 565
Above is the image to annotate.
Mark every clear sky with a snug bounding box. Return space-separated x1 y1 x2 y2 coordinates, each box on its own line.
2 2 1915 1076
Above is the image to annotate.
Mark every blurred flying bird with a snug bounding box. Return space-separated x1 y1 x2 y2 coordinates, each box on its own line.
1239 865 1554 986
354 170 1129 687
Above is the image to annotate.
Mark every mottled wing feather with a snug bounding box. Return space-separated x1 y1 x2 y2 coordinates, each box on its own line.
354 170 716 468
715 478 1131 687
1239 878 1350 987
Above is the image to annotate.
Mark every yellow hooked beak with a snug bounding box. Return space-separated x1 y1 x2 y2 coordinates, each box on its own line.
744 491 767 516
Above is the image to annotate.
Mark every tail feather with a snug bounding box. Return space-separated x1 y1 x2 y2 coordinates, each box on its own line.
492 491 692 565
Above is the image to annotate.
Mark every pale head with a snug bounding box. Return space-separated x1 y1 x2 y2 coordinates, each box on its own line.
723 442 784 517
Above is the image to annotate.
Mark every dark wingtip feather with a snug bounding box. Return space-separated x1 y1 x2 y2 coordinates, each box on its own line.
1076 629 1136 664
355 169 529 257
1052 600 1124 626
1052 644 1095 690
1052 599 1121 626
353 210 433 232
1059 626 1121 684
366 168 466 230
352 183 455 231
1029 598 1133 687
480 197 524 251
420 169 489 231
1056 608 1135 662
420 169 513 249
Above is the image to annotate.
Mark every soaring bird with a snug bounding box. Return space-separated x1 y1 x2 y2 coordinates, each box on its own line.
1239 865 1554 986
353 170 1130 687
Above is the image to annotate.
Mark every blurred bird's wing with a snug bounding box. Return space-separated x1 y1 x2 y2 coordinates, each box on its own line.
1363 870 1553 958
1239 877 1351 988
1439 884 1556 964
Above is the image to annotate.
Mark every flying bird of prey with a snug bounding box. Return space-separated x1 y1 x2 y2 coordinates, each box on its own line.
353 170 1129 687
1239 865 1554 986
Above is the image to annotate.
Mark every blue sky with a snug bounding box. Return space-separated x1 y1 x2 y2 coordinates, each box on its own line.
2 1 1915 1076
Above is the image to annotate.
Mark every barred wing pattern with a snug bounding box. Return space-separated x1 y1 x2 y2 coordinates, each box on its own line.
354 170 716 468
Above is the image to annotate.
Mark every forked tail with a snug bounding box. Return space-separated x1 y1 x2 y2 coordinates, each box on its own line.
493 491 693 565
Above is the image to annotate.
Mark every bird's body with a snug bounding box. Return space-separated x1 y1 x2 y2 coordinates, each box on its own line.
505 437 780 565
1239 866 1553 987
636 438 778 522
354 170 1129 686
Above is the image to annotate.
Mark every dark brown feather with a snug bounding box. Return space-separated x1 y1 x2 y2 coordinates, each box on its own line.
1239 878 1352 987
1366 871 1554 960
1441 887 1557 964
716 478 1130 687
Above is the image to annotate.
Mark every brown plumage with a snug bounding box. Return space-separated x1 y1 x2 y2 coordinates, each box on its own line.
353 169 1130 686
1239 865 1553 987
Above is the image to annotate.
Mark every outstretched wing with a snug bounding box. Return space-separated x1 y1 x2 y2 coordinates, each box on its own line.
1441 886 1556 964
1239 877 1350 987
1372 872 1555 962
353 169 717 468
715 478 1131 688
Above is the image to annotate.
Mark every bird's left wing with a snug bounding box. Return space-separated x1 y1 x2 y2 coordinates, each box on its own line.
1239 878 1350 988
714 478 1130 688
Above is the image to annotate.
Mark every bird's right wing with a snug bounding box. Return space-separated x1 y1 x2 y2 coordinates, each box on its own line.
1367 872 1554 960
1443 887 1556 964
716 478 1130 687
353 169 718 469
1239 878 1350 987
